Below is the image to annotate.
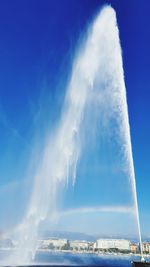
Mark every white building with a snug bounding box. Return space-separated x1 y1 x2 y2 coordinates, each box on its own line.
96 239 130 251
39 238 68 249
142 242 150 253
70 240 89 250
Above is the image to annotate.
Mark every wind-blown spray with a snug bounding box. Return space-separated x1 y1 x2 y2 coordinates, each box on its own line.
5 5 142 265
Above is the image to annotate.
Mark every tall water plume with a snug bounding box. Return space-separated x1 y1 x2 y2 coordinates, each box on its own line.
4 5 142 265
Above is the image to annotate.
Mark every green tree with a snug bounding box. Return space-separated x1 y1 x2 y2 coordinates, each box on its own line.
48 243 55 250
62 241 70 250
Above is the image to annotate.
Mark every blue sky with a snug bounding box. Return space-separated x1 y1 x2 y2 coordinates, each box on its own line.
0 0 150 238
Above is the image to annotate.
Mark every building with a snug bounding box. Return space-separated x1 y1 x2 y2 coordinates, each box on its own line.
70 240 89 251
96 239 130 251
142 242 150 254
39 238 68 250
130 243 139 253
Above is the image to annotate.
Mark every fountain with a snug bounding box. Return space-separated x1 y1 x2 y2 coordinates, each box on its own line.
1 4 145 266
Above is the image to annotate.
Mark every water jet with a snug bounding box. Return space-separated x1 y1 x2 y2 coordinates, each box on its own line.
1 5 144 266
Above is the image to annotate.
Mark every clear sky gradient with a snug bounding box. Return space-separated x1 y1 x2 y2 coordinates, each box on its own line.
0 0 150 237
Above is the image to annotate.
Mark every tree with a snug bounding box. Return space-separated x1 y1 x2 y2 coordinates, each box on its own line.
62 241 70 250
48 243 55 250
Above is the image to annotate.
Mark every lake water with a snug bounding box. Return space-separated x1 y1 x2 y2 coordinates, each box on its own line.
34 251 139 266
0 250 145 266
